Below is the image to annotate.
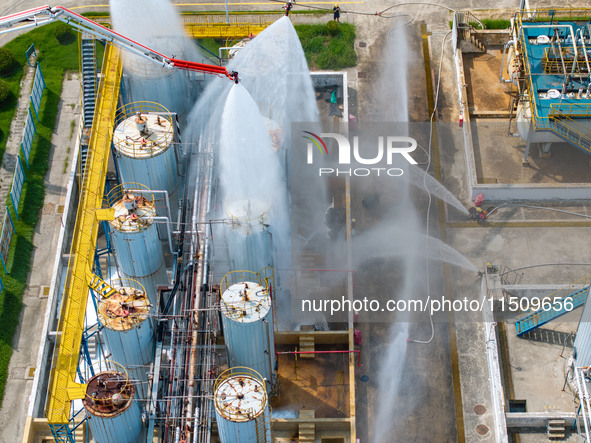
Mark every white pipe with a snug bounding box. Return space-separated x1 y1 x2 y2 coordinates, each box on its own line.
500 40 516 83
184 143 205 443
577 29 591 80
575 368 591 440
54 15 171 69
50 8 175 68
218 46 243 59
149 216 174 253
0 19 53 35
521 24 578 74
0 6 175 69
128 188 173 223
581 369 591 439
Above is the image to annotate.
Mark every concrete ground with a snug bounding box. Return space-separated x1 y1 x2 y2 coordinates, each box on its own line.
0 72 80 442
462 49 591 184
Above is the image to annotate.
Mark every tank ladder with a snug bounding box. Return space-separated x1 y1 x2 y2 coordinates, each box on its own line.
515 281 590 336
254 412 269 443
87 272 117 299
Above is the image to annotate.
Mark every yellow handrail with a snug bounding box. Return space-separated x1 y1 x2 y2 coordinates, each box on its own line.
548 113 591 154
45 44 122 424
550 102 591 117
518 8 591 22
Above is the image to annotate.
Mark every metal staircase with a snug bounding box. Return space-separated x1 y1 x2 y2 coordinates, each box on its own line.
299 325 315 359
298 410 316 442
81 37 97 127
87 273 117 299
515 285 589 336
80 36 98 179
548 114 591 155
547 419 566 440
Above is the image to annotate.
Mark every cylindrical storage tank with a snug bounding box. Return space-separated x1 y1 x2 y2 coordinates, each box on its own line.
574 288 591 366
98 279 154 401
113 102 179 221
121 60 192 118
83 362 143 443
220 271 275 391
108 184 168 306
225 199 274 273
214 367 271 443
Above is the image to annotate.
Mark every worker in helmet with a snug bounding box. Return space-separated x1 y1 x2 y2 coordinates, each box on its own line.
333 3 341 22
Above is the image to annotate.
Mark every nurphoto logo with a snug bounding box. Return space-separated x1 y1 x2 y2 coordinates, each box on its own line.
302 131 418 177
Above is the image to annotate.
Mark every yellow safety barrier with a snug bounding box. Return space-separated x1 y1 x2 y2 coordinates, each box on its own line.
86 12 286 38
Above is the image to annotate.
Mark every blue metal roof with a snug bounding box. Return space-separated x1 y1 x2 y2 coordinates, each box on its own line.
521 22 591 119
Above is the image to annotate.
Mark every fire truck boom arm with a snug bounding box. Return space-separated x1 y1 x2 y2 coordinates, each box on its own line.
0 5 237 82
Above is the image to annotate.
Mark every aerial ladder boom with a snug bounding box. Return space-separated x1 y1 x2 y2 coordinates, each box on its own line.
0 4 239 82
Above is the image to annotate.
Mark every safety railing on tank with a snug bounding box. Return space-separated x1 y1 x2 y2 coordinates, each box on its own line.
105 183 158 232
81 361 135 415
96 278 150 327
220 268 275 293
219 268 276 320
225 201 271 231
213 367 268 421
112 101 175 160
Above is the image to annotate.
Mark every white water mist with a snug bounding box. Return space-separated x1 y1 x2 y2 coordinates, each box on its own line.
110 0 207 117
219 84 289 275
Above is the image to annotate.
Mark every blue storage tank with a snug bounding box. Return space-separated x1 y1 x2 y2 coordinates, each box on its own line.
214 367 272 443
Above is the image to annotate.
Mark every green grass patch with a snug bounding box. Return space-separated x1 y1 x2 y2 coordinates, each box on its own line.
450 18 511 29
477 19 511 29
196 22 357 70
295 22 356 70
196 39 226 59
81 12 111 18
0 21 78 406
